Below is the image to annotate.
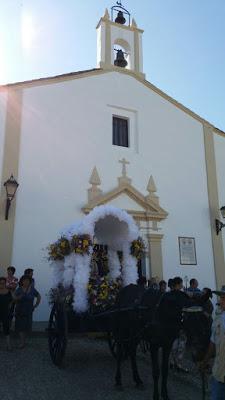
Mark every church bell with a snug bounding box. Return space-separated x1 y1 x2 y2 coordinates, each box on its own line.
115 11 126 25
114 49 128 68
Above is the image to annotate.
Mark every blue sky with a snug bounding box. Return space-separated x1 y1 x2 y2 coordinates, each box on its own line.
0 0 224 130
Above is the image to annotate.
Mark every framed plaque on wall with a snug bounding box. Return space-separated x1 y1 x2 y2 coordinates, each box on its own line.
178 237 197 265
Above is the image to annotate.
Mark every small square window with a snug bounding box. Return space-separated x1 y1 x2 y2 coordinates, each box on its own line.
113 116 129 147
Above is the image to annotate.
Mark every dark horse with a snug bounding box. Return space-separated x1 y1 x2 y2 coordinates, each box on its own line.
112 284 211 400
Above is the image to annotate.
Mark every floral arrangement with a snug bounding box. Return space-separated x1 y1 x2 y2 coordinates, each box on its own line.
47 236 71 261
47 235 92 261
49 205 140 313
58 236 71 256
88 275 121 313
71 234 92 255
48 284 74 305
130 237 145 260
48 275 121 313
48 243 64 261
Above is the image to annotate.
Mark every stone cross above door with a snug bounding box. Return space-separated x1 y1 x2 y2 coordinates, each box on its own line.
118 158 132 185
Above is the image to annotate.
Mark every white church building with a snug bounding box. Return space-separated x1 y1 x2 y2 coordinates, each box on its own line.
0 5 225 320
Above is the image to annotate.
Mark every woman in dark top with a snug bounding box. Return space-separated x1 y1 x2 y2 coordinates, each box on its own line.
0 277 12 350
13 275 41 348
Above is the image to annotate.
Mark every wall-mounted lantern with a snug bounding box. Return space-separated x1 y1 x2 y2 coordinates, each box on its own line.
3 175 19 220
215 206 225 235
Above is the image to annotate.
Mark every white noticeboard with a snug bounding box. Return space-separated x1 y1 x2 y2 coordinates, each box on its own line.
178 237 197 265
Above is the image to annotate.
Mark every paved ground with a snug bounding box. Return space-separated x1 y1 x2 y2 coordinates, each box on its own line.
0 335 210 400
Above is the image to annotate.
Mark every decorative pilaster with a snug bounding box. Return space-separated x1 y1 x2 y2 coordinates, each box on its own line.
0 88 23 271
146 233 164 280
203 125 225 287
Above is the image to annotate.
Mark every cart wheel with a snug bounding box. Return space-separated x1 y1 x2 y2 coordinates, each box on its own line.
48 303 67 366
107 331 117 358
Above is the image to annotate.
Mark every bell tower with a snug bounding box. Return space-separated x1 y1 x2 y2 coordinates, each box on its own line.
96 2 145 79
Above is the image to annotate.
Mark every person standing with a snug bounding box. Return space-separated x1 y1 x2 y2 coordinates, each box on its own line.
187 278 201 295
202 287 214 322
24 268 35 287
148 277 159 290
201 286 225 400
167 278 174 291
0 277 12 350
159 280 167 294
6 266 18 292
6 266 18 325
166 277 189 372
13 275 41 348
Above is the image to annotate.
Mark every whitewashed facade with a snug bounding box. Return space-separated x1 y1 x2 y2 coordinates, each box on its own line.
0 8 224 320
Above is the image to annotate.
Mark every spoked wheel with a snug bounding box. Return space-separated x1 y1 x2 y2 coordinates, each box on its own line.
48 303 68 366
107 331 117 358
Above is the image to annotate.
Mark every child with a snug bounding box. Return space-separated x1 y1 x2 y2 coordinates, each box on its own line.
6 266 18 292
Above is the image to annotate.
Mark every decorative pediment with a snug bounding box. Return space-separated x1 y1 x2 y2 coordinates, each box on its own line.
82 160 168 224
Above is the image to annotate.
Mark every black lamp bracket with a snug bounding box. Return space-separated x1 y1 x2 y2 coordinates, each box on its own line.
215 219 225 235
3 174 19 221
5 198 11 220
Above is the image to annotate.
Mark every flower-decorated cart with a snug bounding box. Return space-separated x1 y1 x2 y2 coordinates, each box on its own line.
47 205 145 366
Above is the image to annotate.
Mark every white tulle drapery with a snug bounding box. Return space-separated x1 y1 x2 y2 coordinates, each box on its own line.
121 243 139 286
63 253 76 287
73 251 93 313
51 205 140 313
